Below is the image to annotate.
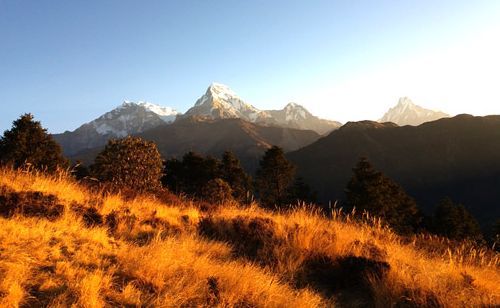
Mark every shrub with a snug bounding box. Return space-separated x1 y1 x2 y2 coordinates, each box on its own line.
0 185 64 220
91 136 163 191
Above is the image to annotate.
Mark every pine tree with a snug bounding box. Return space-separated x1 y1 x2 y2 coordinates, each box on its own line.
162 152 222 198
345 157 421 234
220 151 252 202
0 113 67 172
162 158 184 193
255 146 296 208
201 178 234 204
432 197 483 241
287 177 317 204
90 136 163 191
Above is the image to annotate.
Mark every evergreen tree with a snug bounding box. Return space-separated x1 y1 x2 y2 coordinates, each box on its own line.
162 158 184 193
255 146 296 208
287 177 317 204
432 197 483 241
162 152 222 198
201 178 234 204
91 136 163 191
220 151 252 202
182 152 220 197
345 157 421 234
0 113 67 172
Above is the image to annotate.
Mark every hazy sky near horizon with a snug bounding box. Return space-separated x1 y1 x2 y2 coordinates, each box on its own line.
1 0 500 133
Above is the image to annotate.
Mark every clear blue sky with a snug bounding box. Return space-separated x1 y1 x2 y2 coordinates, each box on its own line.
1 0 500 133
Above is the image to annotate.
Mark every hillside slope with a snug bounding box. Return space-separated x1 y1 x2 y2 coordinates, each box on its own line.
288 115 500 226
0 168 498 307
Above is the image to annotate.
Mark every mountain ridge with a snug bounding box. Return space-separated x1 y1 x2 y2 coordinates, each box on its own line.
288 114 500 226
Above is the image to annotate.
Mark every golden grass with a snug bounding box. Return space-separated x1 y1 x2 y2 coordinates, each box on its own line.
0 167 498 307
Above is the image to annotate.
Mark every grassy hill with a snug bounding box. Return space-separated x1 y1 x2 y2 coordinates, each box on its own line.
0 168 498 307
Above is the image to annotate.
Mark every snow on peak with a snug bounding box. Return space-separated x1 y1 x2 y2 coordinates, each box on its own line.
88 100 179 137
188 82 265 121
284 102 308 121
119 100 179 122
397 97 414 106
208 82 239 98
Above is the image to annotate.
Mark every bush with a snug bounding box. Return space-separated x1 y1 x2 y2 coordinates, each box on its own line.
0 185 64 220
91 136 163 191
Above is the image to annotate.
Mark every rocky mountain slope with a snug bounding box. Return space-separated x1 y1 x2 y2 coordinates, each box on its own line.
379 97 449 126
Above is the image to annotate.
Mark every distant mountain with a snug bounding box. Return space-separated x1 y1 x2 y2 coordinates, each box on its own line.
53 101 179 156
288 115 500 226
264 103 341 135
379 97 449 126
183 83 340 134
71 117 321 171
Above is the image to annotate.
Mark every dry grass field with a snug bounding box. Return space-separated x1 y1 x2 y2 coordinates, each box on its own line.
0 168 498 307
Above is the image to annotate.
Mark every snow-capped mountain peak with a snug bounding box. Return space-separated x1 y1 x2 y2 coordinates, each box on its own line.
183 82 341 134
283 102 309 121
186 83 267 121
379 97 449 126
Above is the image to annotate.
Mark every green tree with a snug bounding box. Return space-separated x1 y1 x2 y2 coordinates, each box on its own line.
91 136 163 191
0 113 67 172
287 177 317 204
255 146 296 208
432 197 483 241
345 157 421 234
201 178 234 204
162 158 184 193
162 152 221 198
220 151 252 202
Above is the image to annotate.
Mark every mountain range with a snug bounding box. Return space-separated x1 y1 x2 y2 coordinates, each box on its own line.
53 83 340 158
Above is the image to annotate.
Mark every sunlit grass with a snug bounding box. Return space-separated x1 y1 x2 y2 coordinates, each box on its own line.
0 168 498 307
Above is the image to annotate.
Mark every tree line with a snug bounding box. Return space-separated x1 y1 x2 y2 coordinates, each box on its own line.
0 114 497 246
